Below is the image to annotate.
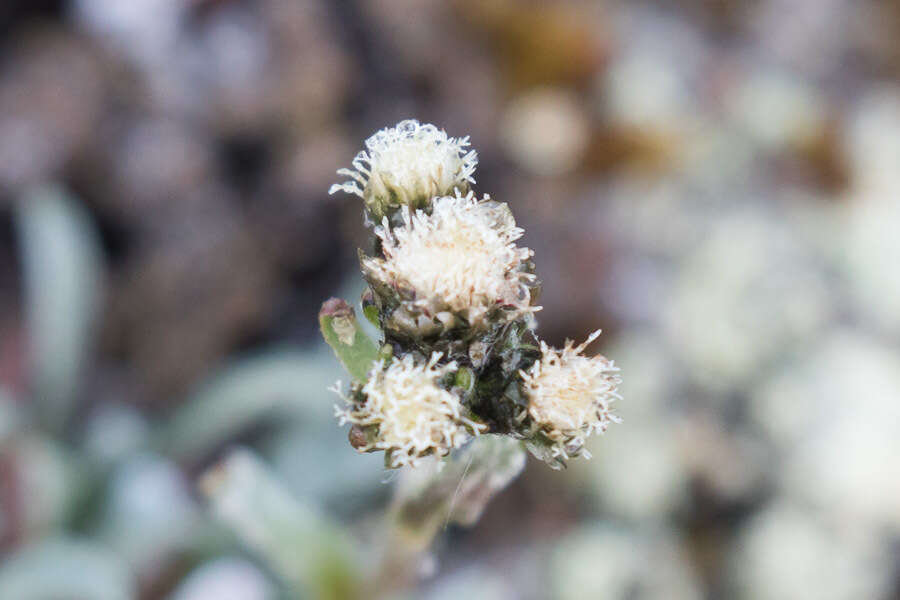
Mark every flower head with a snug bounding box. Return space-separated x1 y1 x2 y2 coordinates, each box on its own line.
329 119 477 219
362 191 539 337
336 353 484 468
520 330 621 459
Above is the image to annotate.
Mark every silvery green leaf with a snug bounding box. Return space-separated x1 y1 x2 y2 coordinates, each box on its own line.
96 453 200 576
200 448 360 600
265 424 385 509
0 537 134 600
6 434 84 541
81 404 150 468
0 388 23 444
15 185 102 431
161 349 339 461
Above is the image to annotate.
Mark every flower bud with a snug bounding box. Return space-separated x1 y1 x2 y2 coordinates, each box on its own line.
361 191 540 341
335 353 485 468
329 120 477 221
519 330 622 460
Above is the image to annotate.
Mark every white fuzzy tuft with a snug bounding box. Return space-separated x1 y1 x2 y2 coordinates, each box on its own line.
520 330 622 459
329 119 477 211
363 191 538 323
336 353 484 468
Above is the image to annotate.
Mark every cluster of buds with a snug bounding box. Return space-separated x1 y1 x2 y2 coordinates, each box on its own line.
325 120 621 469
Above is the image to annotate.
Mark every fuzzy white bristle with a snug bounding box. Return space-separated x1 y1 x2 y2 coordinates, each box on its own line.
363 191 538 322
329 120 477 210
336 353 484 468
520 330 622 459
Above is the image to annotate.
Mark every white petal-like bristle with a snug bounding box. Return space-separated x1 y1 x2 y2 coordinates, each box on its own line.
329 119 477 213
520 330 622 459
336 353 485 468
363 191 538 322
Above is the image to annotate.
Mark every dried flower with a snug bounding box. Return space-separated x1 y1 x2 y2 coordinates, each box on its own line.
362 191 539 338
336 353 485 468
520 330 622 459
329 120 478 220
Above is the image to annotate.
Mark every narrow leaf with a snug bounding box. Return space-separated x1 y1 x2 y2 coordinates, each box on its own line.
15 185 102 431
200 449 360 600
319 298 379 382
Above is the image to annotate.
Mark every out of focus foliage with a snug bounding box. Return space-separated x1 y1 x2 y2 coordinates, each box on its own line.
1 0 899 599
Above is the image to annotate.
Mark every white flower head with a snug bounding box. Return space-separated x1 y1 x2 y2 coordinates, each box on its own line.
336 353 484 468
520 330 622 459
362 191 539 335
329 119 478 219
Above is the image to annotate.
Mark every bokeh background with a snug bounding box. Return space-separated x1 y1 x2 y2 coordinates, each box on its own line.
2 0 900 598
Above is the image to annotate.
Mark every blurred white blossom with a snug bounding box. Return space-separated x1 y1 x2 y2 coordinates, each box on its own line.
499 88 589 176
729 501 892 600
753 332 900 530
664 211 832 390
551 526 701 600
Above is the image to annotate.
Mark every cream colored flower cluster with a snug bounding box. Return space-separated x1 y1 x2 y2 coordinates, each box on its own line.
328 120 621 467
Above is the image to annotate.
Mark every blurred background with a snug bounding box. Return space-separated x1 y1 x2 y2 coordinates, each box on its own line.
1 0 900 598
